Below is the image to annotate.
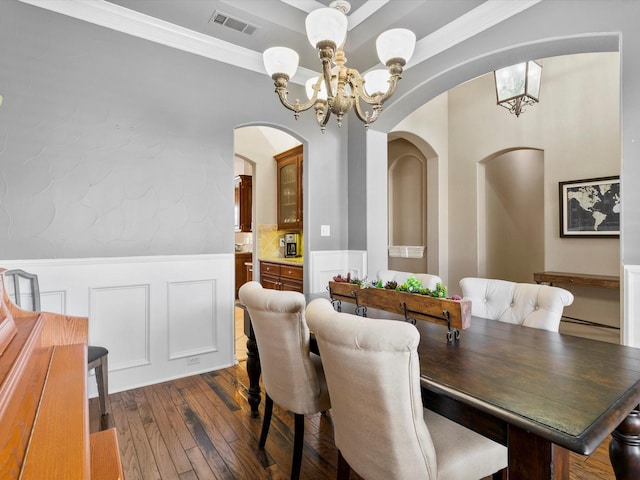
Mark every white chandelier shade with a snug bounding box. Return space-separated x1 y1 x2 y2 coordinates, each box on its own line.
263 47 299 78
305 7 348 49
263 4 416 131
305 76 328 101
364 69 391 96
376 28 416 66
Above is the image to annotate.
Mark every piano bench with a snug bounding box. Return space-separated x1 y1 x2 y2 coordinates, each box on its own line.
90 428 124 480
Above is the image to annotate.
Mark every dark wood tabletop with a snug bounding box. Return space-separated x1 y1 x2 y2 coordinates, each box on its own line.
412 315 640 479
416 316 639 448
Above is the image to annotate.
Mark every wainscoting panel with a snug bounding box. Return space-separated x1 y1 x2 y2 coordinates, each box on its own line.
40 290 66 316
309 250 367 293
90 284 150 371
168 279 217 360
624 265 640 348
0 255 234 396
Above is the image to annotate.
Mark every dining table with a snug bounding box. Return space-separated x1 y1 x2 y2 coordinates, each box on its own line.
239 294 640 479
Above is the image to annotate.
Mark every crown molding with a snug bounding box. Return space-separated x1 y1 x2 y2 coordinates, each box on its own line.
19 0 540 84
409 0 543 69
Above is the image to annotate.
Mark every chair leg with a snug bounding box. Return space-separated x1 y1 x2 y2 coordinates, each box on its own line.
291 413 305 480
492 468 507 480
95 355 110 419
259 394 273 450
337 450 351 480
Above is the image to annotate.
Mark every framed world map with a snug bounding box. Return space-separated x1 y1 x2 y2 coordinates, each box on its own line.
559 176 620 237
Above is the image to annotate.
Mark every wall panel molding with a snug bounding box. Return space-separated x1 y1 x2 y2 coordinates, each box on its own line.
168 279 217 360
0 254 234 395
90 284 150 371
309 250 367 293
624 265 640 347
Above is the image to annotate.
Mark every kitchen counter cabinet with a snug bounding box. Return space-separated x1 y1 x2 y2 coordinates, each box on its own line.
235 252 252 298
234 175 252 232
260 260 303 293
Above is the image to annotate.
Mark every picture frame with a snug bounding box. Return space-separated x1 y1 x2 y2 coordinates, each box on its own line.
559 176 620 237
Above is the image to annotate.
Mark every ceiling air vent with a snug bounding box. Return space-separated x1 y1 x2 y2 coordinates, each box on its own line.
209 10 258 35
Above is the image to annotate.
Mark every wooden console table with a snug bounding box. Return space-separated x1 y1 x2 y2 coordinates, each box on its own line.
533 271 620 289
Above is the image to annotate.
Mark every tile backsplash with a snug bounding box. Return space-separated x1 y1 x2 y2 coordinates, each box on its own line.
258 224 303 259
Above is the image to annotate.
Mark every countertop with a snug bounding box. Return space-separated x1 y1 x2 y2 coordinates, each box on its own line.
259 257 304 267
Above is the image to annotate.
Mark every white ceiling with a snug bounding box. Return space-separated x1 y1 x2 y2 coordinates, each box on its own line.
20 0 541 85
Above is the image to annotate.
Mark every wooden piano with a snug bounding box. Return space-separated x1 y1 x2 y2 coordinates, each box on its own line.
0 269 123 479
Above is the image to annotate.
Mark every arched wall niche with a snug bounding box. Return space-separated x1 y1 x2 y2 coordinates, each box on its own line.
387 132 441 275
388 144 426 273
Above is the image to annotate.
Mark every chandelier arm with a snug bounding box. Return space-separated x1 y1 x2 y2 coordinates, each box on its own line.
321 56 335 100
273 74 319 115
349 70 377 106
314 100 331 132
349 69 402 106
352 95 382 126
352 95 371 124
374 73 401 104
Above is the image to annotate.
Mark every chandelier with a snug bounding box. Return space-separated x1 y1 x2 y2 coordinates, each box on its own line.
494 60 542 117
262 0 416 131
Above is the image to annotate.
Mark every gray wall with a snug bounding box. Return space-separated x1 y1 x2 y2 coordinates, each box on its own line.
0 0 346 259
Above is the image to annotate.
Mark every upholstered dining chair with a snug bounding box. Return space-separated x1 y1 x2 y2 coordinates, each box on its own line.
459 277 574 332
306 298 508 480
3 269 111 425
238 281 331 480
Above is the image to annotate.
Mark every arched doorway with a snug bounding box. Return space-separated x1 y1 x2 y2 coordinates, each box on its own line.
233 125 302 361
479 149 544 282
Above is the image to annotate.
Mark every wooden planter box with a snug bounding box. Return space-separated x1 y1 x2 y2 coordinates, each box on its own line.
327 281 471 331
327 281 361 301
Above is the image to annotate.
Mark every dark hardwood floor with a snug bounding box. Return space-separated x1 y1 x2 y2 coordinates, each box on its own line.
89 361 615 480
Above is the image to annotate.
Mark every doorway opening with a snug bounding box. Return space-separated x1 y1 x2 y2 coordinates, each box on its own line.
478 149 544 282
233 125 303 363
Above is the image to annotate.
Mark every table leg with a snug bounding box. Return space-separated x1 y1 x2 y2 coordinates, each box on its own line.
609 406 640 479
508 425 569 479
243 309 261 417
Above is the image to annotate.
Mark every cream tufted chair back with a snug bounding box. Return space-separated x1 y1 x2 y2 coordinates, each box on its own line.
376 269 443 291
459 277 574 332
238 281 330 480
306 298 507 480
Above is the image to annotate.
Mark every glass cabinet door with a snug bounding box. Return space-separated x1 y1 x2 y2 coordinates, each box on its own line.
275 145 303 231
279 163 298 225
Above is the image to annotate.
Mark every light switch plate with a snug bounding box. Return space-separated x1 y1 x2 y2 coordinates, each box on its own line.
321 225 330 237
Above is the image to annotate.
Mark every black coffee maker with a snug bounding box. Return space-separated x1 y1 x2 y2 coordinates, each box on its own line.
284 233 301 257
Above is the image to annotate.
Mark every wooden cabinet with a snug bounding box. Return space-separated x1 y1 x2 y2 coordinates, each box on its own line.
274 145 303 231
260 261 303 293
246 262 253 282
235 252 252 298
234 175 252 232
